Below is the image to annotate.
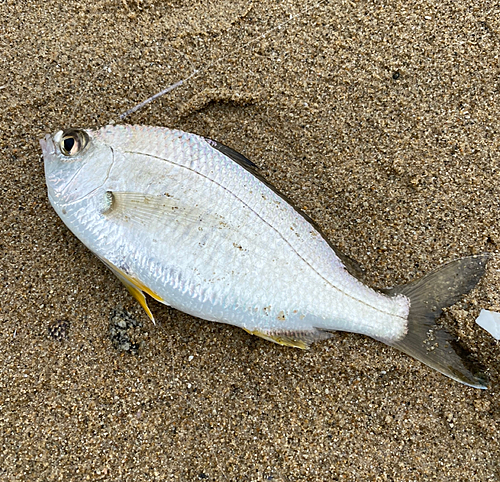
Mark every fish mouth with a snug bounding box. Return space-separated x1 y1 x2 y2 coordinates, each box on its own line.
39 134 55 157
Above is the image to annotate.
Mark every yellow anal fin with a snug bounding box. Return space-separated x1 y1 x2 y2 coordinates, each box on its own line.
97 256 164 323
243 329 310 350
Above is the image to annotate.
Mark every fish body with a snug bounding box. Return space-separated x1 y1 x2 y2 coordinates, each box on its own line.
41 125 488 387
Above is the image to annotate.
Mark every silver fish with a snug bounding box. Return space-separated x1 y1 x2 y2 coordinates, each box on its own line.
40 125 489 388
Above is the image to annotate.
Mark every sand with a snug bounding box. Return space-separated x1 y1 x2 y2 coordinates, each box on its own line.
1 0 499 480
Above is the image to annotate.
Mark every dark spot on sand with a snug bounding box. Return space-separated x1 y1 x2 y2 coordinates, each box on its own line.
109 307 143 354
47 319 70 340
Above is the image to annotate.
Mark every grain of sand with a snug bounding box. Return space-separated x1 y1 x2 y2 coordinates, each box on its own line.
1 0 499 480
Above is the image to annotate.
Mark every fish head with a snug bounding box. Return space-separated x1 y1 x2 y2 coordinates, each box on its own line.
40 128 115 209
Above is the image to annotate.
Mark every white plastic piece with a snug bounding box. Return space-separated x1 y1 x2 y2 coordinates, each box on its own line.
475 309 500 340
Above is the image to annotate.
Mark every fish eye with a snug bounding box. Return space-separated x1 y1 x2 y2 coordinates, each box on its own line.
59 129 89 157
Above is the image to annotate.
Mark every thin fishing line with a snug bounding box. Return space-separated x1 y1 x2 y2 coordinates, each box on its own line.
119 0 327 119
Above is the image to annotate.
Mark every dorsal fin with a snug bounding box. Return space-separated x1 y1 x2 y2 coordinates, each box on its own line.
203 137 258 171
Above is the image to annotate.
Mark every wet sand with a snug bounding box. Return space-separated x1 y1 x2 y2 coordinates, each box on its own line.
1 0 499 480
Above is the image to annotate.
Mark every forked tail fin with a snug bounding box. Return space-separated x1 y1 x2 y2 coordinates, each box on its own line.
384 254 490 388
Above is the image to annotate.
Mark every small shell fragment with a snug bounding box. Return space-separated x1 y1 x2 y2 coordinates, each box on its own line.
475 309 500 340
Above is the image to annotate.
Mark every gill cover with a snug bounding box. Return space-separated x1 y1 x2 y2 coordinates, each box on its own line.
42 128 115 206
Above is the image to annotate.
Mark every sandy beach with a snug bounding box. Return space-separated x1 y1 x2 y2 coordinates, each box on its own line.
1 0 499 480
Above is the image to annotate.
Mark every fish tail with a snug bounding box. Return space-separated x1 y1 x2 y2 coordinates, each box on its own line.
384 254 490 388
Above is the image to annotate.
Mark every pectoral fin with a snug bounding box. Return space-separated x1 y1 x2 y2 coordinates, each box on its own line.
102 191 203 226
97 256 163 323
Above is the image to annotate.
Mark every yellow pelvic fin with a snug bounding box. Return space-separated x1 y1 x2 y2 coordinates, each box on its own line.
123 282 156 323
97 256 163 323
243 329 310 350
